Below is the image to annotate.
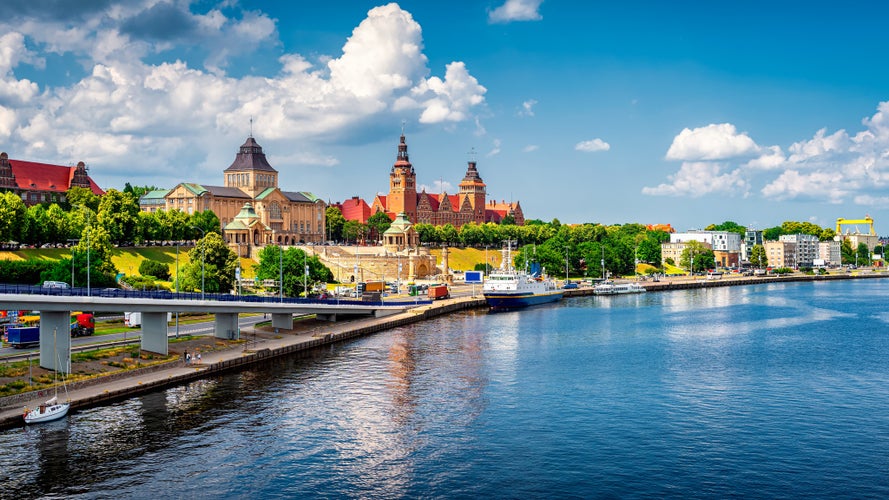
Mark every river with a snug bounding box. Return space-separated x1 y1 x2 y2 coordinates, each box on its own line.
2 279 889 498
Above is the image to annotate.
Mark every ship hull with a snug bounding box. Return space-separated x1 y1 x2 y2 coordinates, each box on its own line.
484 290 564 309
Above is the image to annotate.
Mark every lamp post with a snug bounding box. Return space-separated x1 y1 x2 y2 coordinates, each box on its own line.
191 226 205 300
279 244 283 302
74 205 92 296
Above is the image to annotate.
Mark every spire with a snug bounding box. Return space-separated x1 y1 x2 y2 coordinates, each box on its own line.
393 129 413 173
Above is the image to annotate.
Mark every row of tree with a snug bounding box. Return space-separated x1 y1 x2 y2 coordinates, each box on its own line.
0 186 221 247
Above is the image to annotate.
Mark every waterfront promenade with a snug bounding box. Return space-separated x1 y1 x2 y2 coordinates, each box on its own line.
2 270 885 429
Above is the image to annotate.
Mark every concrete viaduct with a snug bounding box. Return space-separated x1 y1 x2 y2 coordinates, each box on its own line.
0 294 415 372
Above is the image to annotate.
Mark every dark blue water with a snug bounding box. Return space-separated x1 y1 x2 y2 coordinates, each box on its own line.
3 279 889 498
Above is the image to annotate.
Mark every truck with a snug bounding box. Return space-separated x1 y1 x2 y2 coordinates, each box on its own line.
70 313 95 337
7 325 40 348
124 312 172 328
428 284 450 300
362 281 386 293
125 312 141 328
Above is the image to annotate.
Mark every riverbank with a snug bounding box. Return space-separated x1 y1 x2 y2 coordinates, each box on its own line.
2 270 886 430
0 295 485 429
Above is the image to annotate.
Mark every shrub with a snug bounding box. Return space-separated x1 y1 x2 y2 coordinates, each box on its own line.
138 260 170 280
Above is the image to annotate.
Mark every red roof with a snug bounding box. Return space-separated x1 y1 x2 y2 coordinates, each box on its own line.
9 159 104 196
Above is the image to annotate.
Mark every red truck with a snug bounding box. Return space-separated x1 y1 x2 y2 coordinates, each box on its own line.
428 284 450 300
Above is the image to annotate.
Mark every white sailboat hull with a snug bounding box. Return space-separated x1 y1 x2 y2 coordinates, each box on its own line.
24 402 70 424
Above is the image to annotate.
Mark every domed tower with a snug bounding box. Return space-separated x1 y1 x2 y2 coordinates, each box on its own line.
458 156 487 224
388 133 417 221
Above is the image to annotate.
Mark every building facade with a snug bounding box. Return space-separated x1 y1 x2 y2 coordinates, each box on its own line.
141 136 326 255
818 240 842 266
778 234 819 268
365 133 524 228
669 230 741 268
764 240 796 268
0 152 104 205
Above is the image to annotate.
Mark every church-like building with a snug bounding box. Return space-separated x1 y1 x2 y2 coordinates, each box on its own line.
360 133 523 227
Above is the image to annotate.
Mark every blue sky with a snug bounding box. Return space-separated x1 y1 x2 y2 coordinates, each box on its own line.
1 0 888 233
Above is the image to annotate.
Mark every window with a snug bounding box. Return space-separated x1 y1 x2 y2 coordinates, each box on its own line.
269 202 282 219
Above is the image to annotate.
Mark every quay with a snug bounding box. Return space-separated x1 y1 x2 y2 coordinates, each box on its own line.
2 270 886 429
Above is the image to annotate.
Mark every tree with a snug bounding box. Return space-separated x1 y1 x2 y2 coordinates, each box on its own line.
0 191 27 242
42 224 119 288
500 214 516 225
123 183 161 200
190 209 221 237
762 226 783 241
635 237 662 265
139 260 171 280
439 224 459 245
705 221 747 238
414 223 438 243
97 188 140 245
326 206 346 242
366 211 392 243
840 239 854 264
180 232 237 293
679 241 715 273
749 244 768 268
254 245 333 296
856 242 870 266
342 220 362 243
65 186 100 212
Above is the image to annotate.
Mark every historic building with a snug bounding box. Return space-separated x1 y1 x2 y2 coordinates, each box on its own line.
0 152 104 204
141 136 326 256
362 133 523 228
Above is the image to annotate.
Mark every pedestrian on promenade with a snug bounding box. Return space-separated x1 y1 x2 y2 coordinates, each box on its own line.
186 353 191 365
197 352 202 364
184 349 189 364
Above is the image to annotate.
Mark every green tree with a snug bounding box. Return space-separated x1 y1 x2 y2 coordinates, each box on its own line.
500 214 516 225
762 226 783 241
342 220 362 243
840 239 854 264
366 211 392 243
65 186 100 212
326 206 346 242
705 221 747 238
414 223 438 243
139 260 171 280
190 209 221 237
254 245 334 296
43 224 119 288
123 183 161 200
0 191 27 242
679 241 715 273
439 224 459 245
749 244 768 268
97 188 140 245
856 242 870 266
636 237 662 265
22 204 48 245
180 232 237 293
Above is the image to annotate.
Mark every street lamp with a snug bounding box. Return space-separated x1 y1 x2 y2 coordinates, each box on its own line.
279 244 283 303
191 226 205 300
74 205 92 296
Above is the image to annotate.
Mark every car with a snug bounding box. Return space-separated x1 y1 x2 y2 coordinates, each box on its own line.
562 282 579 289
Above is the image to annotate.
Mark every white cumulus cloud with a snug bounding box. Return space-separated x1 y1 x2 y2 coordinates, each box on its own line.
642 161 748 198
489 0 544 23
666 123 760 161
575 138 610 152
518 99 537 117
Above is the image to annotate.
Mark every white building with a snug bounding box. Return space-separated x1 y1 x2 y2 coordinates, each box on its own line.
818 240 842 266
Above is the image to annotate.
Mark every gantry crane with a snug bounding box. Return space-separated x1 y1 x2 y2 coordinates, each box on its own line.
836 216 875 236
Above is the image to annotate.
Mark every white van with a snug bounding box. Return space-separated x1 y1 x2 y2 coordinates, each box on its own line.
42 281 69 289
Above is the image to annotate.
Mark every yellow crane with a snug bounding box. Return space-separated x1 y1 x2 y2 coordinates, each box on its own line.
836 216 875 236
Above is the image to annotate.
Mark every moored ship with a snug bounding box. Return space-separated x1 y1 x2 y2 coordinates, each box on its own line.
483 244 563 309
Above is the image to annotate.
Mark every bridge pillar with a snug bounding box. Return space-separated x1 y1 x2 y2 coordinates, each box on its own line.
315 314 337 322
39 311 71 372
215 313 239 339
271 313 292 330
140 312 169 355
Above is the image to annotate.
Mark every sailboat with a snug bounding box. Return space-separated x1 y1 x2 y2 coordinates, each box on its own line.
23 328 70 424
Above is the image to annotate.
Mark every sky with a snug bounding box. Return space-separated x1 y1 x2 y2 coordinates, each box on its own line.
1 0 889 233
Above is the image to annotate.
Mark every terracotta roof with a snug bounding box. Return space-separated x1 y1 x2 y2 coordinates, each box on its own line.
6 158 104 196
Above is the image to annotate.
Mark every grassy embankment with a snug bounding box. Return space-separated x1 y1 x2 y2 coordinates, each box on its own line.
0 247 257 284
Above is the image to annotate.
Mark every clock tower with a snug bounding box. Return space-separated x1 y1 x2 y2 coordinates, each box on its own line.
388 133 417 221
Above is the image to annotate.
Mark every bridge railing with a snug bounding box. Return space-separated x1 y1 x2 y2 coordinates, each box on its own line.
0 283 431 307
